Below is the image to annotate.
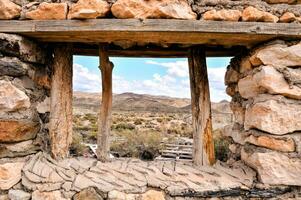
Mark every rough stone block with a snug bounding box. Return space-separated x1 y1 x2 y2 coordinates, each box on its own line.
244 95 301 135
242 148 301 186
111 0 197 19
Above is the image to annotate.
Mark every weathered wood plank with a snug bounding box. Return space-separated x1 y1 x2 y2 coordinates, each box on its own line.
1 19 301 48
96 44 114 162
73 44 245 57
49 44 73 160
188 47 215 166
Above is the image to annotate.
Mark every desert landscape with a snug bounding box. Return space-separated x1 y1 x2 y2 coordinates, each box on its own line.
71 91 233 161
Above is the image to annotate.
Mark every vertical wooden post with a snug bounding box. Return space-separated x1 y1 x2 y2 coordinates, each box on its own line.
97 45 114 162
49 44 73 160
188 47 215 166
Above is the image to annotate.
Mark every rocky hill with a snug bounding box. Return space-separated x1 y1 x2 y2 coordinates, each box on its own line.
73 91 231 114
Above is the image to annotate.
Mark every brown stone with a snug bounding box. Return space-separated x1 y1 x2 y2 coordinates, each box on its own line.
244 95 301 135
242 6 278 23
68 0 110 19
73 188 103 200
245 135 295 152
0 33 46 64
32 70 51 90
0 0 21 19
0 80 30 112
280 12 296 23
239 56 252 73
25 3 67 20
111 0 197 19
0 120 40 142
238 65 301 100
225 67 240 85
0 162 24 190
241 148 301 186
226 85 237 97
203 9 242 21
0 140 39 158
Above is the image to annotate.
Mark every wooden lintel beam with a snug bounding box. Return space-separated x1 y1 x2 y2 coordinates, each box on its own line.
73 45 245 58
1 19 301 48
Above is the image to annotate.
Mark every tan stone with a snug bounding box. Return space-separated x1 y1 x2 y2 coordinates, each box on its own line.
242 6 278 22
256 42 301 67
264 0 296 3
37 97 50 114
203 9 242 21
8 189 31 200
68 0 110 19
32 191 67 200
244 95 301 135
0 162 24 190
238 65 301 99
0 0 21 19
108 190 138 200
280 12 296 23
223 125 248 145
249 43 286 67
0 80 30 112
245 135 295 152
0 121 40 142
111 0 197 19
241 148 301 186
238 75 265 99
230 101 245 125
263 12 279 23
25 3 67 20
142 190 165 200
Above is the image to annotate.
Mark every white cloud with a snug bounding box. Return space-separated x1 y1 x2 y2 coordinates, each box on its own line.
145 60 188 78
73 64 101 92
73 60 230 102
145 60 230 102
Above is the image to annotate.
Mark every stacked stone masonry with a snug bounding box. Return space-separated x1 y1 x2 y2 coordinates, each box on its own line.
0 33 50 160
224 40 301 187
0 0 300 22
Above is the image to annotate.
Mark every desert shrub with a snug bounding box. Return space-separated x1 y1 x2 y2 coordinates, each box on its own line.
110 130 163 160
83 113 97 124
88 130 98 141
113 123 135 130
156 118 163 123
214 136 230 162
70 132 86 156
166 125 193 138
134 118 143 125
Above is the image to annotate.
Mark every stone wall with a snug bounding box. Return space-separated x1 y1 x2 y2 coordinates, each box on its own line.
224 40 301 187
1 0 301 23
0 33 50 159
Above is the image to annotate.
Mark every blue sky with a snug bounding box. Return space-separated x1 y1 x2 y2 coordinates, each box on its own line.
73 56 231 102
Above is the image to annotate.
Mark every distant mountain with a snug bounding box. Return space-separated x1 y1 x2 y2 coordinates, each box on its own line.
73 91 230 114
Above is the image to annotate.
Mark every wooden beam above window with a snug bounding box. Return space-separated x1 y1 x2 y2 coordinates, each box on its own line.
1 19 301 51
